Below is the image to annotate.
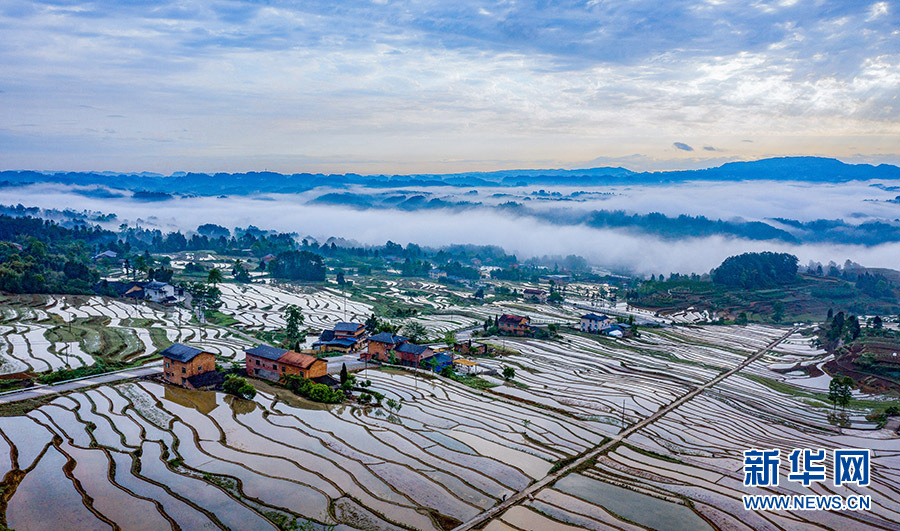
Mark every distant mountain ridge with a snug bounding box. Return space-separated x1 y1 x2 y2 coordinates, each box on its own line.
2 157 898 196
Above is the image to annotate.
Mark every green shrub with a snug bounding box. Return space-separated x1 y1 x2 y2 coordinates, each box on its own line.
223 374 256 399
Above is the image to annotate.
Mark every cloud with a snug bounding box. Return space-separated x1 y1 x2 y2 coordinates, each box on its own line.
673 142 694 151
0 1 898 172
4 181 900 276
703 146 718 151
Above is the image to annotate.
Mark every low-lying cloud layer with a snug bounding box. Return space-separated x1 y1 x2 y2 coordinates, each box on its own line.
4 181 900 275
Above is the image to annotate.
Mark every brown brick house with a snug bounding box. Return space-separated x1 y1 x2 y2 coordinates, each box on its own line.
498 314 532 336
363 332 408 362
244 345 328 381
161 343 217 388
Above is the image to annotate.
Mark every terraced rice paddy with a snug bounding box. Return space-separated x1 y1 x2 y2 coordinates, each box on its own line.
0 371 611 530
1 285 897 530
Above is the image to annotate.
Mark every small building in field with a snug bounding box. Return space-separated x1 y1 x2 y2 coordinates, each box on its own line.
523 288 547 303
245 345 289 380
395 342 435 367
92 250 118 261
428 353 454 372
277 350 329 379
244 344 328 381
580 313 612 333
161 343 217 388
364 332 408 361
145 281 177 303
428 269 448 280
260 254 276 265
498 314 532 336
313 321 366 353
455 340 489 356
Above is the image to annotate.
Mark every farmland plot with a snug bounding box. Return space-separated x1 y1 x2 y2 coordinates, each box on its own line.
217 282 373 331
0 372 609 530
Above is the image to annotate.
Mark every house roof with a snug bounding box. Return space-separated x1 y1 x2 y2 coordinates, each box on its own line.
318 330 336 342
396 342 430 356
523 288 545 295
582 313 610 321
277 350 321 369
186 370 225 389
145 281 170 290
315 338 358 348
161 343 208 363
368 332 408 345
245 344 288 361
333 322 364 332
499 314 529 325
430 353 454 366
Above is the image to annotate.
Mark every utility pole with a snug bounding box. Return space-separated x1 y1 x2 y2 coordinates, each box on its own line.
621 399 626 429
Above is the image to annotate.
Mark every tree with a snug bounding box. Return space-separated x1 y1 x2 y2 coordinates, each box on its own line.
442 331 457 349
365 314 379 334
340 363 349 385
474 287 484 299
268 250 327 281
772 301 785 323
736 312 749 325
483 318 491 331
185 282 222 316
207 268 224 285
284 304 305 350
403 321 428 343
336 271 346 286
385 398 402 412
223 375 256 399
871 316 883 329
827 308 834 321
828 377 842 410
711 252 799 289
502 366 515 380
838 377 853 410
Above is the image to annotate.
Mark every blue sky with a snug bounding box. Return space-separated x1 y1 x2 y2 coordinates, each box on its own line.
1 0 898 173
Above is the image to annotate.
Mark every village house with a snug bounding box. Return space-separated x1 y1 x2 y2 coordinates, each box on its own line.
580 313 613 333
332 322 366 339
92 250 118 261
144 281 178 303
523 288 547 303
161 343 218 388
498 314 532 336
244 345 328 381
313 322 366 353
364 332 408 361
395 342 435 367
428 268 448 280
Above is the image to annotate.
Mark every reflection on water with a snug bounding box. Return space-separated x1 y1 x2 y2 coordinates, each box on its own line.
555 473 712 531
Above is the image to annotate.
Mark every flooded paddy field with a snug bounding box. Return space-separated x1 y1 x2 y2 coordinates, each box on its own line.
1 287 898 530
0 373 609 530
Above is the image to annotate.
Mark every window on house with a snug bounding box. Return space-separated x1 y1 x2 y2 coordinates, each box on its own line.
255 359 260 365
281 366 286 372
181 367 186 374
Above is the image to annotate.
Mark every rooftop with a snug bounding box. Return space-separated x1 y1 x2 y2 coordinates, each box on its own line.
245 344 288 361
161 343 207 363
277 350 320 369
333 322 364 332
368 332 408 345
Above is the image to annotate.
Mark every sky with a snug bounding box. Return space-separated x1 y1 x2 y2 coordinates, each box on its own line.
1 0 899 174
